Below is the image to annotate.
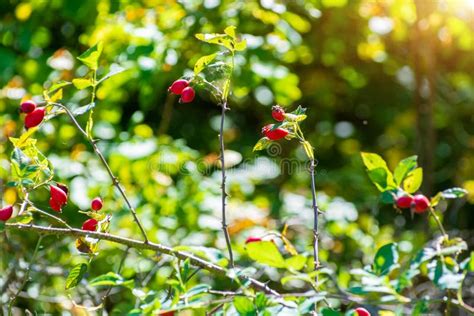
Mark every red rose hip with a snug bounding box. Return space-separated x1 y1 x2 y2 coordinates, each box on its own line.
413 194 430 213
82 218 98 231
49 184 68 212
180 87 195 103
396 195 413 209
91 197 103 211
245 236 262 244
272 105 285 122
0 205 13 221
25 107 45 129
168 79 189 95
355 308 371 316
262 124 289 140
20 100 36 113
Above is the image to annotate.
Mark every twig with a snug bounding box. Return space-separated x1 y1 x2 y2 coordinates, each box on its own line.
8 235 44 315
27 200 72 229
5 223 280 296
219 101 234 268
52 102 149 243
100 246 130 315
309 158 320 286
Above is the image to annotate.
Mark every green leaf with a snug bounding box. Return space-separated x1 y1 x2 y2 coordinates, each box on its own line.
77 42 103 70
89 272 133 288
394 155 418 185
98 64 126 84
73 102 96 116
253 137 272 151
441 187 467 199
285 255 307 271
373 243 399 276
430 260 465 290
194 53 218 75
367 168 390 191
47 81 71 94
321 308 343 316
403 168 423 194
380 190 396 204
8 213 33 224
185 284 211 298
234 296 255 316
246 241 286 268
66 263 88 289
195 33 234 51
360 152 395 191
72 78 93 90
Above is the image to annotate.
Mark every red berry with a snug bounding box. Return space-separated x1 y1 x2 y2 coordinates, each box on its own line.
262 124 289 140
245 237 262 244
50 185 67 212
180 87 195 103
0 205 13 221
25 107 45 129
91 197 103 211
82 218 98 231
272 105 285 122
20 100 36 113
355 308 371 316
56 183 69 195
49 198 62 212
396 195 413 209
168 79 189 95
413 194 430 213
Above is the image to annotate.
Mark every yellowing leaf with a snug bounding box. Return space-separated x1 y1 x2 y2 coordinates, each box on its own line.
224 25 236 38
403 168 423 194
50 88 63 102
72 78 93 90
194 53 217 75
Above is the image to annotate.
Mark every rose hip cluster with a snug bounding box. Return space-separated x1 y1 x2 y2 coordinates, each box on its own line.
168 79 195 103
81 197 103 232
20 100 45 129
262 106 290 140
395 193 430 213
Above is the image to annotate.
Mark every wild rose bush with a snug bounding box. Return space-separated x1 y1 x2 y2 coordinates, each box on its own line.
1 27 473 316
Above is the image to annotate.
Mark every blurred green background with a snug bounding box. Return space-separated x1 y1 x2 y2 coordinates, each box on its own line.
0 0 473 313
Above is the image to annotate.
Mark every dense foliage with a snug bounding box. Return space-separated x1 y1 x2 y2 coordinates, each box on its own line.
1 1 473 315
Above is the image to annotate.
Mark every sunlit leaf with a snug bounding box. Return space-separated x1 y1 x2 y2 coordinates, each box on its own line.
77 42 103 70
246 241 286 268
253 137 272 151
72 78 93 90
66 263 88 289
403 168 423 194
194 53 217 75
234 296 255 315
285 255 307 271
441 187 467 199
89 272 133 288
394 155 417 185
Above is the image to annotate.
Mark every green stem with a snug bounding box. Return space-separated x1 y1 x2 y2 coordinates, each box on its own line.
429 207 448 240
